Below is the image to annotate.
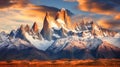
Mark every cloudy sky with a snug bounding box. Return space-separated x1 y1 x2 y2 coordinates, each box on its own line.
0 0 120 33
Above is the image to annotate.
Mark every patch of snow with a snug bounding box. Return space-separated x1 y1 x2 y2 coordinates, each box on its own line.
61 24 70 32
0 37 32 49
56 19 65 25
0 41 9 49
114 33 120 38
0 33 8 41
86 38 102 50
101 37 120 48
93 25 100 31
49 37 70 53
11 38 31 47
50 21 59 29
82 30 92 39
25 32 54 51
48 35 104 53
53 33 60 38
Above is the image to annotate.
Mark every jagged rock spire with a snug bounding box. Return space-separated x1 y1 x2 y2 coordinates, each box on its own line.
55 8 73 29
43 12 51 28
25 24 30 32
19 24 25 34
41 12 52 41
32 22 39 33
15 24 26 39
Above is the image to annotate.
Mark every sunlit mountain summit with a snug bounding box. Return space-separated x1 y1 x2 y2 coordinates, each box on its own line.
0 8 120 60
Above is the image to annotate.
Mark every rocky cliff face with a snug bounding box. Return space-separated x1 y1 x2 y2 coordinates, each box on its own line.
41 12 53 41
91 22 117 37
0 8 120 60
15 25 26 39
97 41 120 58
55 8 73 30
32 22 39 33
25 24 30 32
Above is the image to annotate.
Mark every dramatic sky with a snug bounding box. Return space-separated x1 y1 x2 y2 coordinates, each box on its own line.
0 0 120 33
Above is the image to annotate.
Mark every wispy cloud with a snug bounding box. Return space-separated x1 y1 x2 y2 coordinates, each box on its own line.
97 18 120 31
0 0 30 9
0 0 60 33
64 0 120 31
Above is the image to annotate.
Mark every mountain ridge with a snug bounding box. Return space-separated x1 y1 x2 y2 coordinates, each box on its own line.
0 8 120 60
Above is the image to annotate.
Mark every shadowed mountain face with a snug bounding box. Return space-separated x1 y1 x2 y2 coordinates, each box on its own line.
96 41 120 58
47 38 120 59
31 22 39 33
0 8 120 60
0 47 49 60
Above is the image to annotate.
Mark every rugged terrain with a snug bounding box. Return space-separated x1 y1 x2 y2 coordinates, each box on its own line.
0 8 120 60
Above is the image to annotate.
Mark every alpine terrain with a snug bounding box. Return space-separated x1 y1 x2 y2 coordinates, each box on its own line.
0 8 120 60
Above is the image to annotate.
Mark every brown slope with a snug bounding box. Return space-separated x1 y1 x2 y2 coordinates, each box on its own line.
97 41 120 58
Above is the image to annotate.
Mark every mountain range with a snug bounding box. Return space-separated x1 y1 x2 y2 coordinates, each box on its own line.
0 8 120 60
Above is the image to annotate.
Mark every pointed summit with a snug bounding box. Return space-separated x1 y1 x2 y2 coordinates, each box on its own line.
20 25 24 31
15 25 26 39
44 12 51 28
42 12 51 30
41 12 53 41
32 22 39 33
25 24 30 32
55 8 73 29
19 24 26 34
55 8 66 22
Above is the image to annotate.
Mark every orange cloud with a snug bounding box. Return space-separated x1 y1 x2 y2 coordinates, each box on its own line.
115 14 120 20
76 0 118 15
0 0 30 9
68 0 120 31
97 19 120 31
97 20 112 29
0 3 60 32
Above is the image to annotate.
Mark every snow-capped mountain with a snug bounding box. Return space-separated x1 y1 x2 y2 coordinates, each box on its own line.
47 36 120 59
0 8 120 60
96 41 120 58
41 12 54 41
91 22 117 37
